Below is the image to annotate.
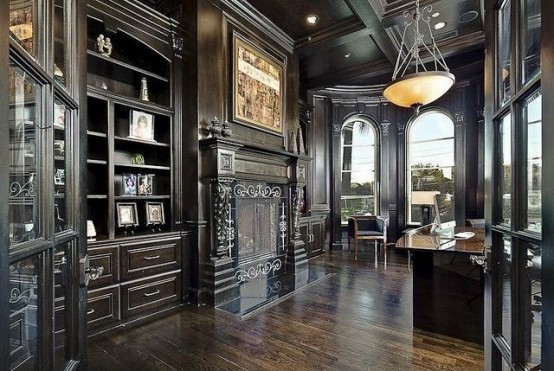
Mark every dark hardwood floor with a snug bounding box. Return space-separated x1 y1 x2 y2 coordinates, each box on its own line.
87 245 484 370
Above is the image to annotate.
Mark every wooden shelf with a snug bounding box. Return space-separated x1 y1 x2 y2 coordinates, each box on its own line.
88 130 107 138
87 86 173 114
88 159 108 165
87 194 108 199
114 163 170 171
114 195 171 200
114 136 170 147
87 50 169 82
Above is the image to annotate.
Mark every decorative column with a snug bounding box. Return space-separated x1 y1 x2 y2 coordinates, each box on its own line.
200 137 242 306
286 160 309 273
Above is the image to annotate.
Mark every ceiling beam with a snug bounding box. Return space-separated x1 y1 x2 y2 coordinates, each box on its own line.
301 59 393 90
294 17 368 57
343 0 397 64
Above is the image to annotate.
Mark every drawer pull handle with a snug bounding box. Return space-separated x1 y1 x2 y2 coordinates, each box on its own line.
143 255 161 260
87 308 95 315
143 289 160 297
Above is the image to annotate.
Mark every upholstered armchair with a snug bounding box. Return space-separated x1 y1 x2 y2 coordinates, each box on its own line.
347 215 388 260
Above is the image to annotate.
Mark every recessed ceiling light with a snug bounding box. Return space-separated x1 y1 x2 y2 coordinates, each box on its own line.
433 22 447 30
345 53 351 58
459 10 479 23
432 12 440 18
306 15 319 25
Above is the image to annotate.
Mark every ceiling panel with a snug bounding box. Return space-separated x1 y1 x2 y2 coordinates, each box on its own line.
247 0 355 40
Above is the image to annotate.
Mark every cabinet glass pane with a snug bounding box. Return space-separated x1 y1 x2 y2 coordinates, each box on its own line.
525 242 541 369
54 0 68 86
9 255 41 370
499 0 512 105
522 0 541 84
499 114 511 226
525 92 541 232
54 99 68 232
500 236 512 347
9 0 37 57
9 64 42 246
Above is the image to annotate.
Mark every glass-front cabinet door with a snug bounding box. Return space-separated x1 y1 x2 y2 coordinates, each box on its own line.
485 0 542 369
2 0 86 369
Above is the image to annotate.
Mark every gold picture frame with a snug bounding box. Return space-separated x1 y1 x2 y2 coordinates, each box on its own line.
233 34 284 135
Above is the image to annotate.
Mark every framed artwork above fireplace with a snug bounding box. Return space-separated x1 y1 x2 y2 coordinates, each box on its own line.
232 33 285 135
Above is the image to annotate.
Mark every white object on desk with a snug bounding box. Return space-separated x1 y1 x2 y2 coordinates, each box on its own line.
454 231 475 239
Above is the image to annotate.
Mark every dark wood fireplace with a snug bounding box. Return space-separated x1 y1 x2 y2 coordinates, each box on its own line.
199 137 309 306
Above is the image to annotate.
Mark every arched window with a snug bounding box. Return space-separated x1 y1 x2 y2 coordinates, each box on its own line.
407 110 455 225
341 118 379 223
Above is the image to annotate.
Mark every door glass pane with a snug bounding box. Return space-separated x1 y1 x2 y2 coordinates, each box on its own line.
9 64 42 246
522 0 541 84
54 244 69 370
54 0 68 86
54 100 68 232
9 255 40 370
499 0 512 105
500 235 512 346
499 114 511 226
9 0 37 57
525 242 541 369
525 92 541 232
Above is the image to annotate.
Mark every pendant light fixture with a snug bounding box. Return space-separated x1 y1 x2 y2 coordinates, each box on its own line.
383 0 455 113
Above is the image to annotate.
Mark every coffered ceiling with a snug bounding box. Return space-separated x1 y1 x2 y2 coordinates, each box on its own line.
246 0 485 90
140 0 486 90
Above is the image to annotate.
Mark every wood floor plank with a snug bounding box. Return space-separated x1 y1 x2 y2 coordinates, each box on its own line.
88 249 484 370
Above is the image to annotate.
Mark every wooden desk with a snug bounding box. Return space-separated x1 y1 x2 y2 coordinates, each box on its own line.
396 225 485 344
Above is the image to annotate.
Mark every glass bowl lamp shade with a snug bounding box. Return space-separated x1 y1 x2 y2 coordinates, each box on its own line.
383 0 455 111
383 71 455 108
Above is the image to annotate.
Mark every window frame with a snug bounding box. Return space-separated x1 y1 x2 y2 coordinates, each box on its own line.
339 115 380 224
406 108 456 225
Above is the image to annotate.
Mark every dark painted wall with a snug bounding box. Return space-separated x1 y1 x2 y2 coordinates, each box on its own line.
181 0 300 303
310 64 485 246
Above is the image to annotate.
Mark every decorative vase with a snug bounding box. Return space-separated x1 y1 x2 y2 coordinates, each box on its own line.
289 131 298 154
297 127 305 155
222 120 232 137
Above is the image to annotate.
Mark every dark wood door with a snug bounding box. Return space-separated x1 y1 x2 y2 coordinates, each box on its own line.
1 0 88 368
483 0 549 369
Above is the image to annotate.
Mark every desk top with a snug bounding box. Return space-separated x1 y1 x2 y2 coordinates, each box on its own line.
396 225 484 254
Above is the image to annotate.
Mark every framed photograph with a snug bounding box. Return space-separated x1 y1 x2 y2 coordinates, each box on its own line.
233 34 284 135
146 202 165 225
137 174 154 195
54 169 65 185
122 173 137 196
116 202 138 227
129 110 155 141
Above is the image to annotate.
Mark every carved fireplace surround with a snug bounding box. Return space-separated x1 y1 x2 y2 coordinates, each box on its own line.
200 136 309 306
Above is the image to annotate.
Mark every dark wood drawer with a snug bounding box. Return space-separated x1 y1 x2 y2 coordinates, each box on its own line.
88 245 119 288
87 285 120 330
120 237 181 280
121 271 181 318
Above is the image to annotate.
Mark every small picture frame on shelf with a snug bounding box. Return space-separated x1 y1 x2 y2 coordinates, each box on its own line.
116 202 139 228
145 202 165 225
137 174 154 195
54 169 65 185
129 110 155 141
54 140 65 157
54 103 65 128
122 173 137 196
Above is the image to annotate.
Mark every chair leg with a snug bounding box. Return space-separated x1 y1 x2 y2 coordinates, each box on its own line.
354 238 358 260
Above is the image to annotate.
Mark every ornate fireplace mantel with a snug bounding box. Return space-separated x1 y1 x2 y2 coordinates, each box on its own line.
199 136 309 306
